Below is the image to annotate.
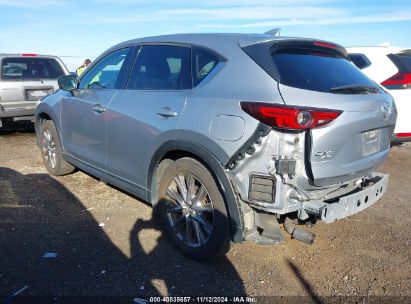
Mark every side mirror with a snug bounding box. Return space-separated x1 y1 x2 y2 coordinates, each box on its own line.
58 75 78 93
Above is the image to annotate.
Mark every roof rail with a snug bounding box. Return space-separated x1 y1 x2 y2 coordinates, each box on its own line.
264 28 281 36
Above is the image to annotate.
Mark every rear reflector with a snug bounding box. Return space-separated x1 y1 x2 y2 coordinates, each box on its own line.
395 133 411 138
22 54 38 57
313 41 337 49
241 102 342 131
381 73 411 89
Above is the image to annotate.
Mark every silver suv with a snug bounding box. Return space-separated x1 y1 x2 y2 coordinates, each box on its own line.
35 34 397 260
0 54 69 127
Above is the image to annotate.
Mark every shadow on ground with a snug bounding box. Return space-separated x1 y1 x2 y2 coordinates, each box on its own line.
0 168 245 301
0 122 35 135
286 259 321 304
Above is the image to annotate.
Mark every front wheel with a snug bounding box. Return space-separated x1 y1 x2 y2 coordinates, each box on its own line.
40 120 75 176
157 158 230 260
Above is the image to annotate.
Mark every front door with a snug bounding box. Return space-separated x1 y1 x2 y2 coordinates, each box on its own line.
61 47 132 170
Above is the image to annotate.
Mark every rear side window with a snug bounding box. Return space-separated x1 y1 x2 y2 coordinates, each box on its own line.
192 47 219 87
1 57 65 80
272 49 378 93
128 45 191 90
348 53 371 70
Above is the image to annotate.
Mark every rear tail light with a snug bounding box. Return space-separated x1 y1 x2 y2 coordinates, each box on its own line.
395 133 411 138
381 73 411 89
241 102 342 130
22 53 38 57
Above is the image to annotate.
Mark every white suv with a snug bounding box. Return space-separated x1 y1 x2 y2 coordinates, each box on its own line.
347 46 411 142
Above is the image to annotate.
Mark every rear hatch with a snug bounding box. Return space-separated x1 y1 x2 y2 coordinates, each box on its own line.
382 50 411 138
0 56 66 110
382 49 411 90
242 39 397 187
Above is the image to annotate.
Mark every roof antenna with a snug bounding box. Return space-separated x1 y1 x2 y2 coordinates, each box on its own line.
264 28 281 36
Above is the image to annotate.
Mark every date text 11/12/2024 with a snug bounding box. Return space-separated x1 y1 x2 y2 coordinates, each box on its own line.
141 296 257 303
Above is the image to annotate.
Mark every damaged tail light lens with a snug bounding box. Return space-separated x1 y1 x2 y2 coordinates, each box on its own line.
240 102 342 130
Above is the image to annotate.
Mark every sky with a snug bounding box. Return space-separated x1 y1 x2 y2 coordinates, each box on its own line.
0 0 410 70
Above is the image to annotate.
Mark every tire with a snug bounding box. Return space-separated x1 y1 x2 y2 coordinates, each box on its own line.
157 158 230 260
39 120 75 176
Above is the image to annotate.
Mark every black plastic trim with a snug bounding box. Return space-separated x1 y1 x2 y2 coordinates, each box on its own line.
248 174 276 203
304 130 315 186
118 46 140 90
225 123 271 170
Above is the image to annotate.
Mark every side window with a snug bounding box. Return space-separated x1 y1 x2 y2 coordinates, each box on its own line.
79 48 130 90
192 47 219 87
348 53 371 70
128 45 191 90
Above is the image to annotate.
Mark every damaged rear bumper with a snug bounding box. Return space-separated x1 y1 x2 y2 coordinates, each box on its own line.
304 173 389 223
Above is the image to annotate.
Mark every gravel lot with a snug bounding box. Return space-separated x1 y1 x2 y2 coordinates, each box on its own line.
0 125 410 302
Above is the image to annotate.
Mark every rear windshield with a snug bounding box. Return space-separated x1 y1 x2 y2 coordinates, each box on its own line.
1 57 65 80
388 51 411 73
272 49 378 93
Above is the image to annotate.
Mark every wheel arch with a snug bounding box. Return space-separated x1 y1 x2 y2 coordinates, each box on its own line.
147 141 244 243
35 104 60 147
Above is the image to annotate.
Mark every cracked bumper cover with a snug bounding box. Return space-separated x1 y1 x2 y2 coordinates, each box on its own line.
320 173 389 224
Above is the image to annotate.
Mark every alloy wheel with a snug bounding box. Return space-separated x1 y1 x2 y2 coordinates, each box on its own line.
41 129 57 169
165 173 215 248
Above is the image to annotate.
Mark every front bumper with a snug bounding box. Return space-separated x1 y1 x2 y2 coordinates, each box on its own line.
320 173 388 224
0 104 36 127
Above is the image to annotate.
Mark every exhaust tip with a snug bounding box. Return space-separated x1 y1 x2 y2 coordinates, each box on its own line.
283 217 316 245
292 228 316 245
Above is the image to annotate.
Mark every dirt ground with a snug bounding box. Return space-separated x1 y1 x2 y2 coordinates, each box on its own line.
0 125 410 303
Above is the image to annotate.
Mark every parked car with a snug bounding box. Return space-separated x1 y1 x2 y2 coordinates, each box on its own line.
0 54 69 128
347 46 410 142
35 34 396 260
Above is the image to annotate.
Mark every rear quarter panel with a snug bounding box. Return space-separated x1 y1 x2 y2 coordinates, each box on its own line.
177 40 283 164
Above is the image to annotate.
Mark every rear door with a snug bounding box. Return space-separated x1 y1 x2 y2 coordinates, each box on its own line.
0 56 66 109
61 47 133 170
271 44 397 186
106 44 191 192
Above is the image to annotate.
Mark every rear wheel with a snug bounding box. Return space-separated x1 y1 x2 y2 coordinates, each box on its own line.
40 120 75 176
157 158 230 260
